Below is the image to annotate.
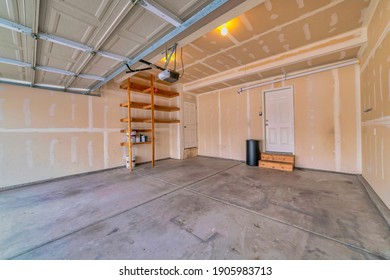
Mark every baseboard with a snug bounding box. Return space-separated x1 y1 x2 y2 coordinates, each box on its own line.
357 175 390 229
0 157 172 192
0 165 125 192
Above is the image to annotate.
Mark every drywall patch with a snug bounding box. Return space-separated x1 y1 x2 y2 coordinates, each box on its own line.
104 132 109 168
25 140 33 169
303 23 311 41
270 14 279 20
49 103 56 117
373 81 376 110
359 7 368 24
283 44 290 51
262 45 270 53
71 137 78 163
296 0 304 9
23 98 31 126
332 69 341 172
50 139 58 166
88 140 93 167
330 13 338 27
104 105 109 128
0 99 3 121
381 136 384 180
264 0 272 11
88 96 93 129
278 33 285 43
379 64 383 101
239 14 253 31
374 132 378 175
71 103 76 121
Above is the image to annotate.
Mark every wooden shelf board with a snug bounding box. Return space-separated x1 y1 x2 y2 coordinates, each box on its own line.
120 141 152 146
134 141 152 145
121 117 179 123
155 119 180 123
120 81 179 98
131 118 153 123
120 101 179 112
120 129 152 133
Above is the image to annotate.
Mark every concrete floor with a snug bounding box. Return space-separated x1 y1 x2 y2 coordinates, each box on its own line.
1 156 389 259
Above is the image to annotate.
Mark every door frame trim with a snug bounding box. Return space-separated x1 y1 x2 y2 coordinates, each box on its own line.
262 85 295 154
183 101 198 149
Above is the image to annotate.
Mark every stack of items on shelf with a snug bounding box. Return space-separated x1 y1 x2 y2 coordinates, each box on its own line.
128 131 148 143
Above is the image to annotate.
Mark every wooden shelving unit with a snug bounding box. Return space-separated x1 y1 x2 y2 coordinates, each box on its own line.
120 75 180 171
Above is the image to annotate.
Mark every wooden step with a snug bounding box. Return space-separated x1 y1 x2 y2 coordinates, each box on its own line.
261 153 295 164
259 160 294 172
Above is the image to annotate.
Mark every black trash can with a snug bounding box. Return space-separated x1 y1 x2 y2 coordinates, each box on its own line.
246 139 260 166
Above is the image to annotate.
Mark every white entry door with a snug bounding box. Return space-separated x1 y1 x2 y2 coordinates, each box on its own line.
183 101 197 148
264 87 294 153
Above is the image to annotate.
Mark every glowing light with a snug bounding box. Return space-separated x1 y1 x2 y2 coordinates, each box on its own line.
220 24 228 36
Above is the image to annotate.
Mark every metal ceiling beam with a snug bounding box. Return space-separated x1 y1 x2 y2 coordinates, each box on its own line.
0 18 31 34
77 74 106 81
0 78 99 96
139 0 183 27
0 57 105 80
0 17 129 63
35 66 76 76
39 33 93 52
98 51 128 62
90 0 231 93
0 57 31 67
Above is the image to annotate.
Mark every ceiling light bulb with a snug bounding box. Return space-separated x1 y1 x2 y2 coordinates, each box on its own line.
221 25 228 36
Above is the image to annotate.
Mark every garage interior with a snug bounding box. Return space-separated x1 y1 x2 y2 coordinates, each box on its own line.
0 0 389 259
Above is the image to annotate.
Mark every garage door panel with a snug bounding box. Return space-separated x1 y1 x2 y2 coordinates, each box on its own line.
0 64 29 81
101 35 140 57
35 71 68 86
59 0 112 21
70 77 97 89
82 57 121 77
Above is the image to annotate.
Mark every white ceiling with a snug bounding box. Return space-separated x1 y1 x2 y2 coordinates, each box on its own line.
0 0 378 96
0 0 245 95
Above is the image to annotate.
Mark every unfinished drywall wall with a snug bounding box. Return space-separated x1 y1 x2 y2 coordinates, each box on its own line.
197 65 359 173
0 80 172 188
360 0 390 209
